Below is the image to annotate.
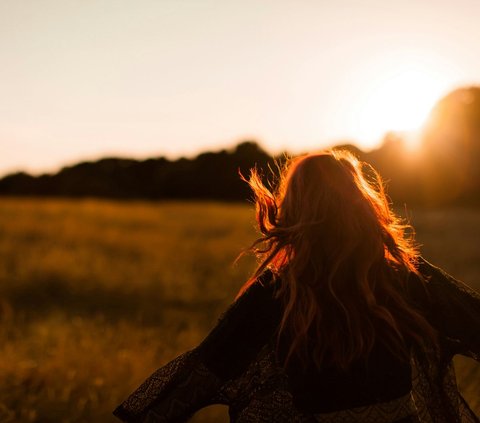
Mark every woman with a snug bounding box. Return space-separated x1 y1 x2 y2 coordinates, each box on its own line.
113 150 480 422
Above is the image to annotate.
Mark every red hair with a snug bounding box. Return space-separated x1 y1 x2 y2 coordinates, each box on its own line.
240 150 437 370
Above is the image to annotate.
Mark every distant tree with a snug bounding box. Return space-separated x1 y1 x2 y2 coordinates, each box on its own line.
421 86 480 204
0 172 37 195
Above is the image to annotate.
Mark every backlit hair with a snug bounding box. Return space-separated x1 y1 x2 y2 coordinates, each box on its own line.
240 150 437 370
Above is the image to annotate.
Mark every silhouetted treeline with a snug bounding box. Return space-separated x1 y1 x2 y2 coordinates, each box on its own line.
0 142 277 201
1 86 479 206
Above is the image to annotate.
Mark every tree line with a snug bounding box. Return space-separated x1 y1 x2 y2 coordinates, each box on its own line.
1 86 479 206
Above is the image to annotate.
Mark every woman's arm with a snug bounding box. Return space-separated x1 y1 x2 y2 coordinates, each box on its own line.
113 350 223 423
113 271 279 422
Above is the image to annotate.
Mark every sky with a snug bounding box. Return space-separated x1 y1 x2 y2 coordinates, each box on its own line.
1 0 480 177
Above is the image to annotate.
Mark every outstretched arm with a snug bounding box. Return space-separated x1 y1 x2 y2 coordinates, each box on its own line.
113 350 223 423
113 271 279 422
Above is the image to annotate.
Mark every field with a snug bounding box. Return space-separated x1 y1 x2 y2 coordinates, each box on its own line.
0 197 478 422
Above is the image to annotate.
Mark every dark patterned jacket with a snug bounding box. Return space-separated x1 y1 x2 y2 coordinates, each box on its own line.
113 259 480 422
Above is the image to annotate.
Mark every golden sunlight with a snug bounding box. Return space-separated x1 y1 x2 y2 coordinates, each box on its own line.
350 52 455 150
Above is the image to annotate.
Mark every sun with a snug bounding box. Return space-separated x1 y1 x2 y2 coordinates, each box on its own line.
349 53 456 150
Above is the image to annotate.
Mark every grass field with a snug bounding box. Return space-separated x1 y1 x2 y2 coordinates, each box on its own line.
0 197 478 422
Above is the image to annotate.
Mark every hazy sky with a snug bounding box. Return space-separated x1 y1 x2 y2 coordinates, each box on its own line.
1 0 480 176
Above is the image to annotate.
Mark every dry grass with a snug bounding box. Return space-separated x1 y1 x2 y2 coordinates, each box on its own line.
0 197 478 422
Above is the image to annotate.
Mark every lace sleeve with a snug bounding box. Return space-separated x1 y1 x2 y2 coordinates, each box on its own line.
419 258 480 361
113 349 223 422
113 271 279 422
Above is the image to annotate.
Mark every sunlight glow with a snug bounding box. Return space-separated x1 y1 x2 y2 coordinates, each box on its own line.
350 53 456 150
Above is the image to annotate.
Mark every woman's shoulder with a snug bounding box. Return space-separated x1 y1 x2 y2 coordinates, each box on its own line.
415 257 479 299
235 269 279 305
405 257 480 316
410 257 480 358
416 257 457 282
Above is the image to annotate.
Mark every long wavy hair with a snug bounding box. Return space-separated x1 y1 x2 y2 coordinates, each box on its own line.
240 149 437 370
